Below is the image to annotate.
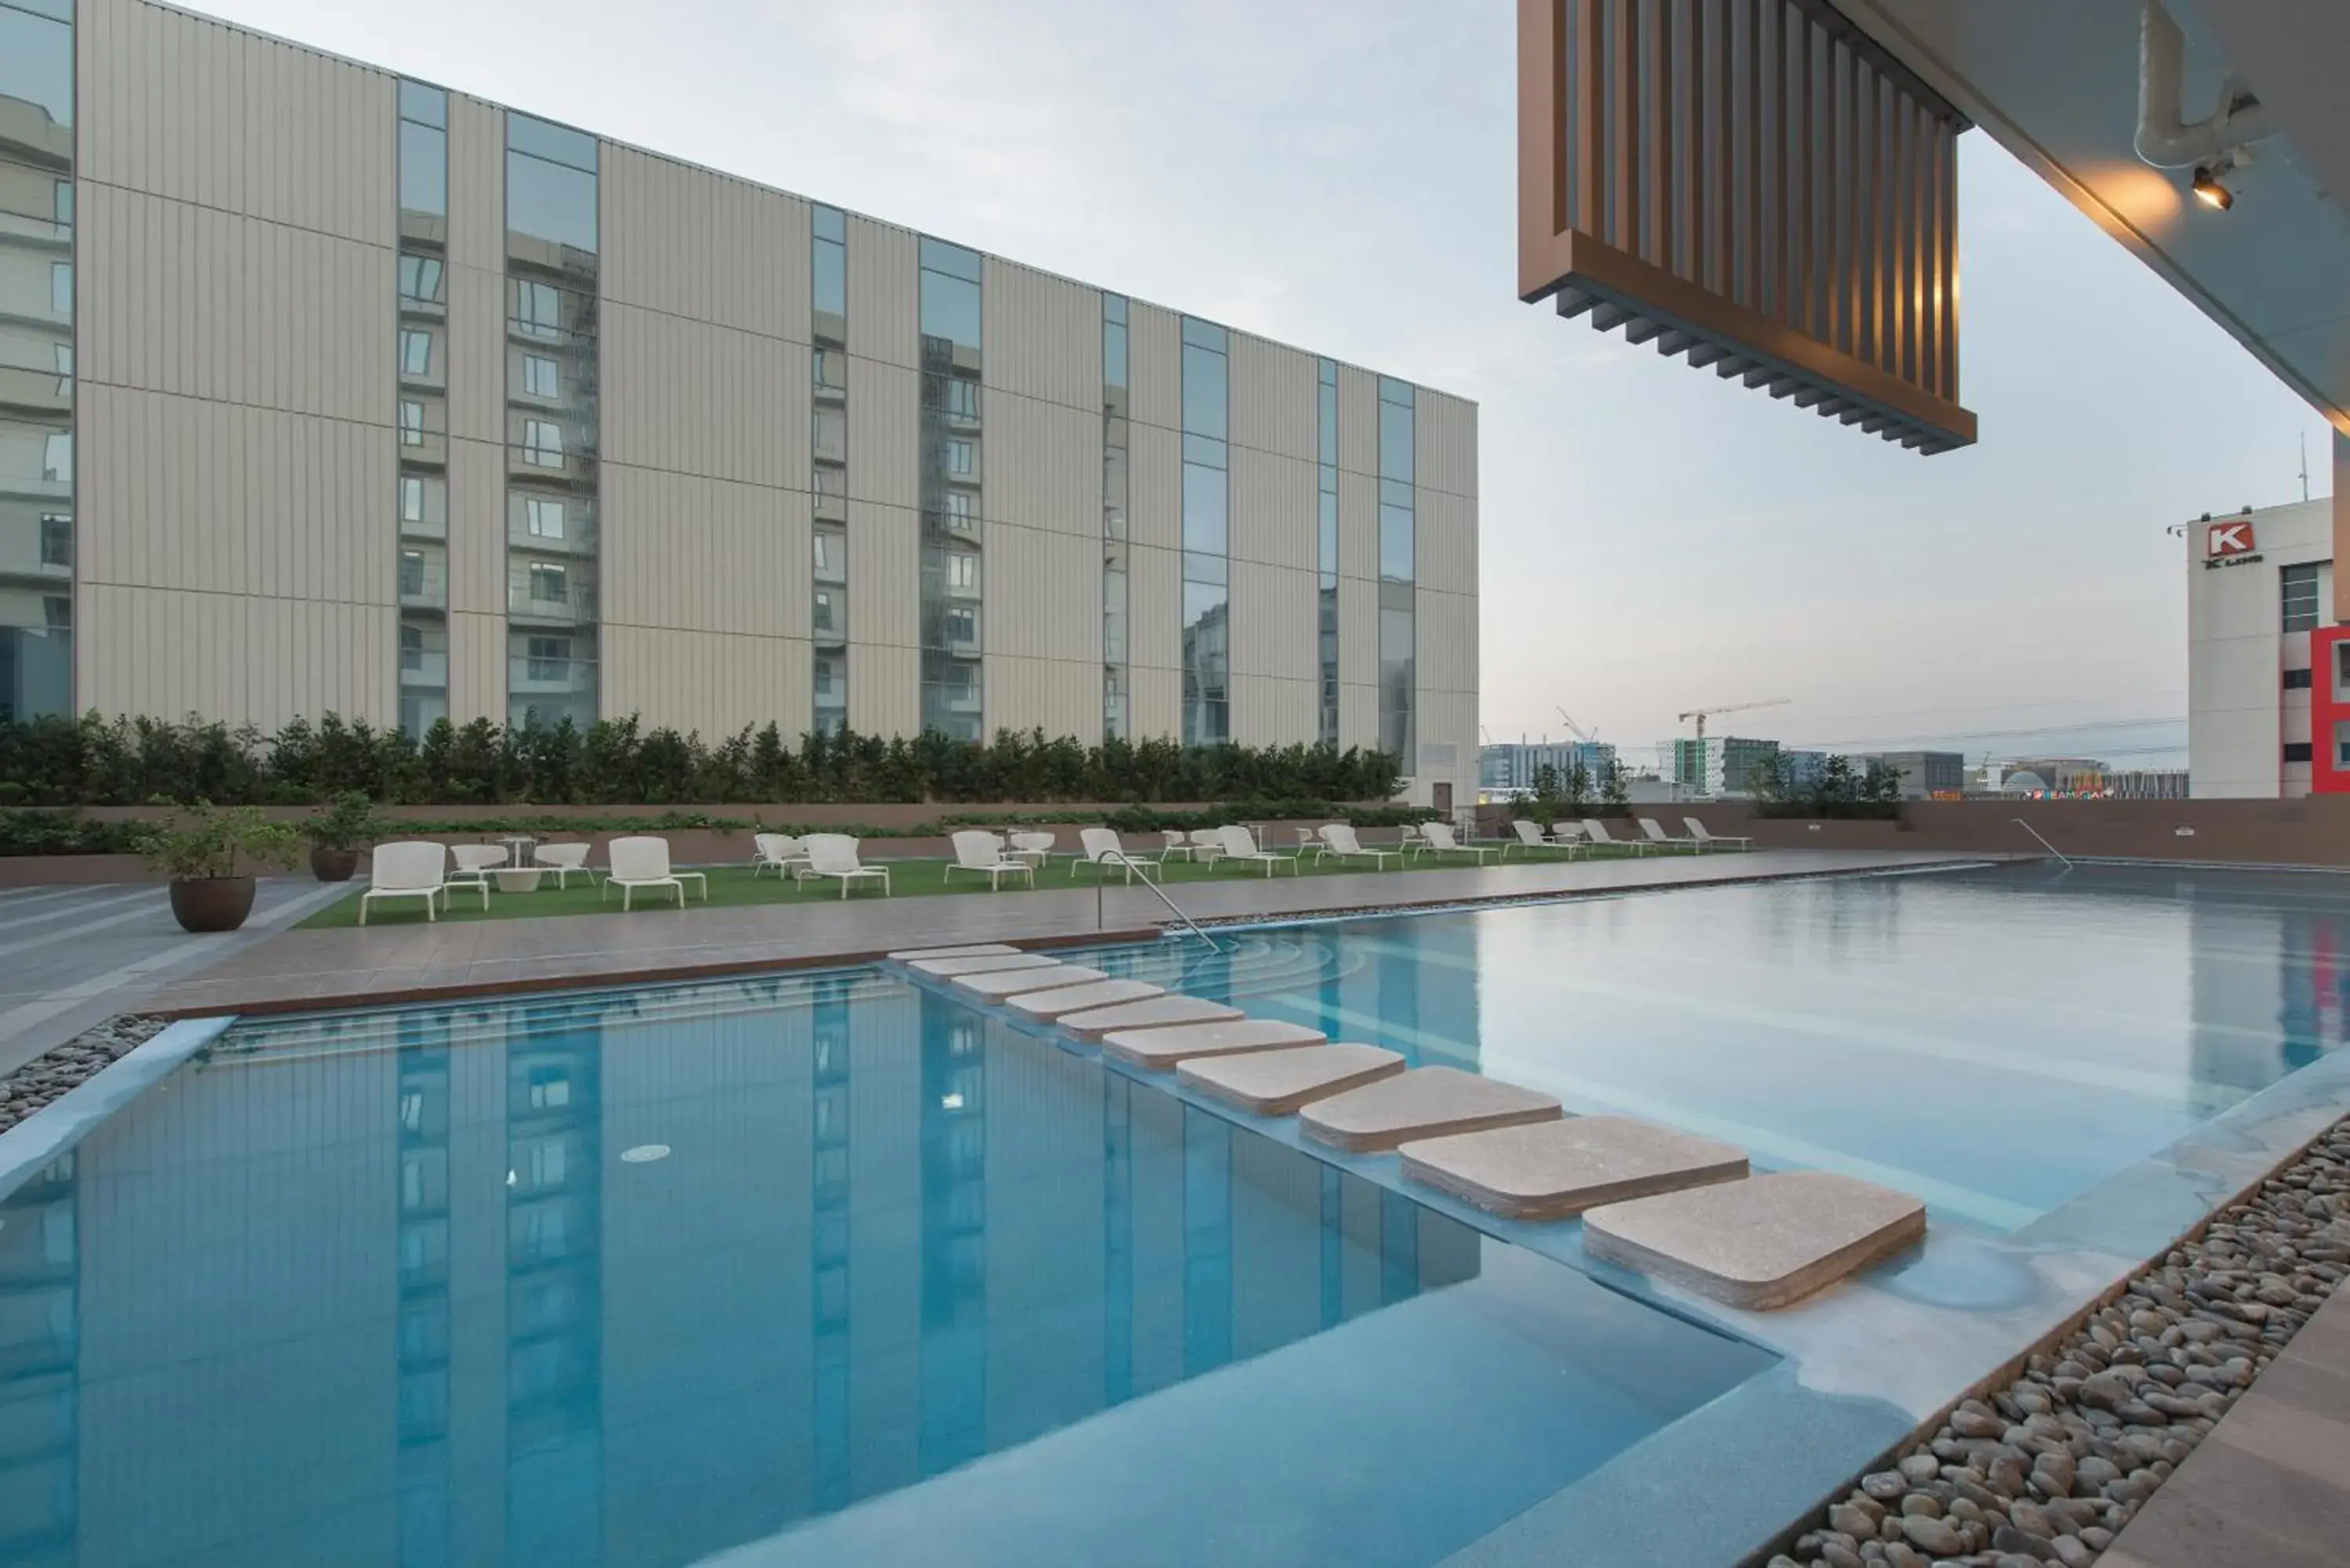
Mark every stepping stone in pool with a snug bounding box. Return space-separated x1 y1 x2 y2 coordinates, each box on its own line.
1177 1042 1403 1110
1006 978 1166 1021
1300 1067 1561 1153
888 943 1021 962
1060 995 1245 1041
1102 1018 1328 1071
1582 1170 1926 1311
952 964 1109 999
909 952 1061 977
1398 1117 1748 1220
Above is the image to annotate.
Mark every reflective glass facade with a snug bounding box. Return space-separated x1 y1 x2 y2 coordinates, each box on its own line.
1101 293 1129 739
1317 356 1339 746
918 237 983 739
812 205 848 732
1180 317 1228 746
396 81 450 738
1377 375 1415 761
504 115 600 732
0 0 74 721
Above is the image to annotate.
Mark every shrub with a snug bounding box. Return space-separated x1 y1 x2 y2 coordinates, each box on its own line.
136 803 302 880
0 712 1405 810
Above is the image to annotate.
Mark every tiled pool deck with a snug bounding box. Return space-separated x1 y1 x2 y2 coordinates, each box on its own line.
136 848 1987 1018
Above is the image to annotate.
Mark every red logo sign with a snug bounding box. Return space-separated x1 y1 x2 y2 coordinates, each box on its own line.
2207 520 2256 558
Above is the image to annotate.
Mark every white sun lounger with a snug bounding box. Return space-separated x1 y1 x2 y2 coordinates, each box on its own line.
1580 818 1654 856
946 831 1036 891
797 833 891 898
1216 824 1297 876
1638 818 1704 852
1685 818 1755 851
1317 822 1400 870
602 835 709 909
359 840 472 924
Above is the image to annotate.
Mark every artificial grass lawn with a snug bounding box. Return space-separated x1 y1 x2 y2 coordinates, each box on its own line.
297 842 1652 929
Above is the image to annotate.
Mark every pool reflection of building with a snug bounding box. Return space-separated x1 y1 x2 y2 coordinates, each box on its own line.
0 974 1479 1567
2189 876 2350 1092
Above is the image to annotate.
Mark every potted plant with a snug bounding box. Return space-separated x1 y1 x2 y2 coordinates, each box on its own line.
302 791 382 881
139 803 301 932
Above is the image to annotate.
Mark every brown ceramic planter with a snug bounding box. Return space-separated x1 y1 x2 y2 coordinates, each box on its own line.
309 847 360 882
168 876 256 933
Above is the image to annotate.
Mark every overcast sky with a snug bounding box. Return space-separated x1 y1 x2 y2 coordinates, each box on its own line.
193 0 2332 769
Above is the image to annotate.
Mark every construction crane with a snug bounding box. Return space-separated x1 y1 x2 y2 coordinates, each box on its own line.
1676 698 1790 742
1553 707 1597 744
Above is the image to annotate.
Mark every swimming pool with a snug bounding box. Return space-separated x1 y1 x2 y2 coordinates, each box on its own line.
0 968 1767 1568
2 861 2345 1567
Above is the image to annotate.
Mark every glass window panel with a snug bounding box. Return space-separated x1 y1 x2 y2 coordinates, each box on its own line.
508 114 596 172
2281 564 2320 634
812 204 845 244
1180 344 1227 440
1181 462 1227 555
38 511 68 566
812 237 845 320
1103 293 1128 327
523 355 559 399
918 269 981 349
1319 385 1338 461
398 80 448 128
400 329 433 376
49 260 68 313
398 254 445 304
1180 432 1227 469
522 419 564 465
1379 396 1415 483
1379 502 1415 581
917 237 982 283
1318 493 1339 574
1182 550 1227 587
1180 317 1227 353
507 152 598 255
1102 319 1127 390
398 123 448 216
0 7 73 129
525 497 565 538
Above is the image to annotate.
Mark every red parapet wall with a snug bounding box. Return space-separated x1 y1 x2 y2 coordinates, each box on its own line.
2316 627 2350 795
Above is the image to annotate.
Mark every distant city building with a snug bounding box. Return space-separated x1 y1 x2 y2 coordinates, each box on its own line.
2185 498 2335 799
1855 750 1965 800
1776 750 1830 791
2106 769 2189 800
1477 739 1618 796
1668 735 1779 797
2004 757 2118 797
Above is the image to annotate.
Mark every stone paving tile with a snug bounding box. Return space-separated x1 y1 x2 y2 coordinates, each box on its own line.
1582 1170 1925 1310
1173 1042 1401 1110
1300 1066 1562 1153
1100 1019 1327 1073
1058 995 1244 1041
1397 1116 1748 1220
139 850 1981 1018
949 965 1108 999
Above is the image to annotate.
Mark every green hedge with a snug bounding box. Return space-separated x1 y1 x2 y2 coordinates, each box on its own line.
0 712 1403 809
0 800 1436 858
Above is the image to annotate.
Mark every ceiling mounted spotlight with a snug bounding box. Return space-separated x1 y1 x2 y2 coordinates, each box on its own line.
2191 164 2234 211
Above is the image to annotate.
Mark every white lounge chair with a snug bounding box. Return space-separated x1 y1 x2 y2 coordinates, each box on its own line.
1684 818 1755 851
947 830 1036 891
1549 822 1589 849
1318 822 1401 870
1639 817 1704 852
1580 818 1654 856
1506 818 1574 858
798 833 891 898
1216 824 1297 876
1398 822 1432 857
750 832 811 879
1074 827 1157 883
1187 829 1226 869
532 841 594 888
602 835 709 909
1419 822 1499 864
447 844 509 898
360 840 472 924
1159 829 1196 863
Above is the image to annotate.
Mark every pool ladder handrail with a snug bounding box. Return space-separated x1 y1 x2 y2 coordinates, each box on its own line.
2011 818 2075 869
1095 852 1223 952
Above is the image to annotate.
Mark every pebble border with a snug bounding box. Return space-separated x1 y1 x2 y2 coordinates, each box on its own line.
1769 1115 2350 1568
0 1016 168 1137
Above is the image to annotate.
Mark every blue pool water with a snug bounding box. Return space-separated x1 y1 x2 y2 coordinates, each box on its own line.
4 861 2346 1567
0 970 1767 1568
1089 862 2350 1231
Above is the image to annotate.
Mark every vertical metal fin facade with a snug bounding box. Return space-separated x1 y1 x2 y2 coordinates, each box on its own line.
1519 0 1975 453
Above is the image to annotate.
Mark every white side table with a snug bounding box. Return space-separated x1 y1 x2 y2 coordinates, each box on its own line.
492 867 545 894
